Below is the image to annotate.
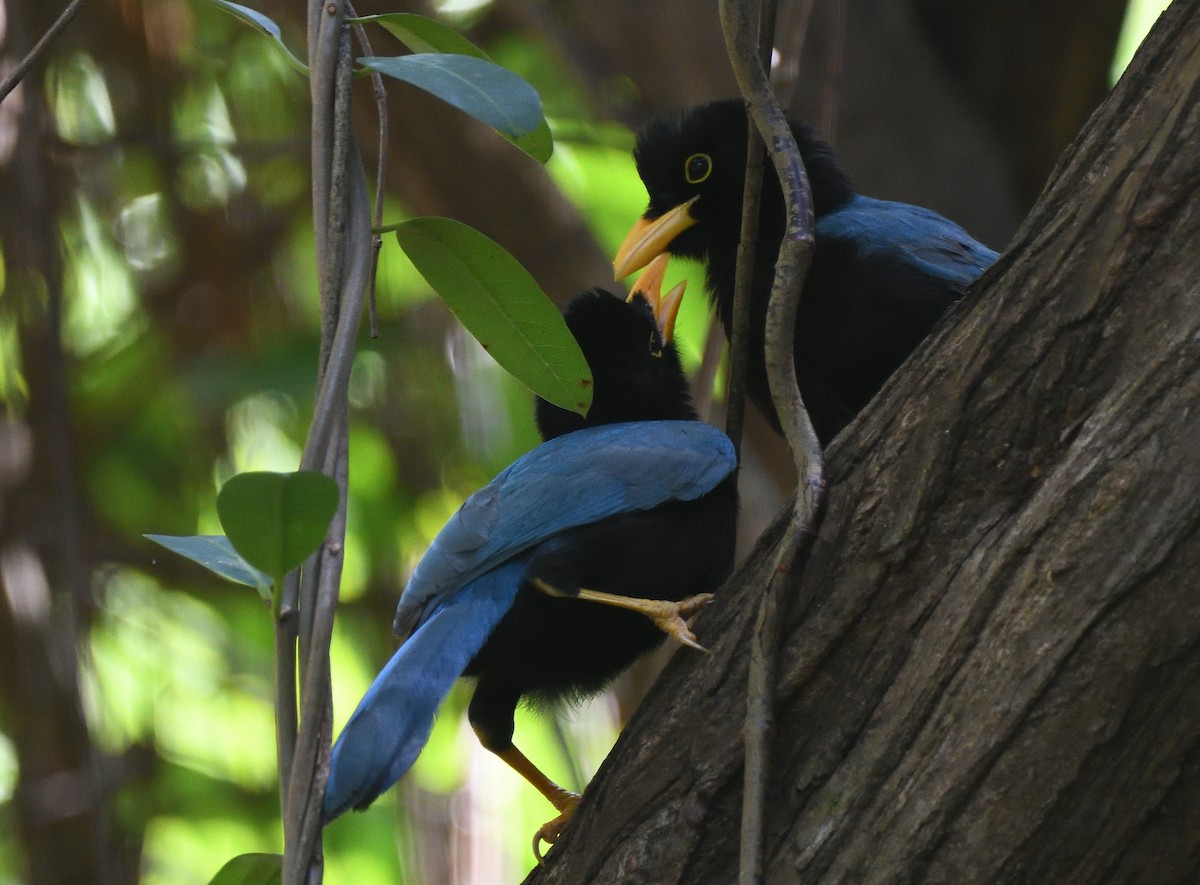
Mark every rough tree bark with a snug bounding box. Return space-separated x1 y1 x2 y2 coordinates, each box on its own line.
526 2 1200 883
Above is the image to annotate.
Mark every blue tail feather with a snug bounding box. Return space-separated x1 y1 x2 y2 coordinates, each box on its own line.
323 559 525 821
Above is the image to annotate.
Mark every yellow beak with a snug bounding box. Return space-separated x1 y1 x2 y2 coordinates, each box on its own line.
627 253 686 345
613 196 700 279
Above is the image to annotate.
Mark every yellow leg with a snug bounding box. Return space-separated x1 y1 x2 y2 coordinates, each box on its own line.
494 743 580 862
531 577 714 653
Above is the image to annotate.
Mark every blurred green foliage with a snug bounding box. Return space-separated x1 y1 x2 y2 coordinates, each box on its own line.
4 5 627 883
0 1 1159 882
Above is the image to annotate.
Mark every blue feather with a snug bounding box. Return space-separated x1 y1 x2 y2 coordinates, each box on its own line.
817 195 998 290
325 419 736 822
323 559 526 820
393 420 736 634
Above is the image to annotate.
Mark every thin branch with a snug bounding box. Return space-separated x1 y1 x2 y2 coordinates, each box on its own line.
347 3 388 339
724 130 763 459
275 600 299 816
286 152 371 881
0 0 89 105
279 1 370 881
719 0 822 882
724 0 780 459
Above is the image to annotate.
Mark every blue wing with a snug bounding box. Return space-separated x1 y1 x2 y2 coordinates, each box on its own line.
817 195 998 292
324 558 526 821
393 420 736 635
325 419 735 821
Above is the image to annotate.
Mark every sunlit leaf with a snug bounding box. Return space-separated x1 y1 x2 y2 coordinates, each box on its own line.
393 217 592 415
359 12 488 59
513 119 554 163
359 54 541 139
208 852 282 885
204 0 308 75
355 14 552 162
145 534 273 602
216 471 340 580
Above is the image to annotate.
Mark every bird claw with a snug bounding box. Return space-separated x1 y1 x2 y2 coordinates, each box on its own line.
652 592 714 653
532 793 581 863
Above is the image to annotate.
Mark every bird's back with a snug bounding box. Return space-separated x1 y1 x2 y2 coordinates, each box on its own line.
731 194 998 443
817 195 998 292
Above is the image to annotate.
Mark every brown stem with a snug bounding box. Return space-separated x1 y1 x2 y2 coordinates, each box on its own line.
719 0 822 882
0 0 88 104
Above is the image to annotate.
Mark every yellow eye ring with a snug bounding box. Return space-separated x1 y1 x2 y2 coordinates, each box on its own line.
684 152 712 184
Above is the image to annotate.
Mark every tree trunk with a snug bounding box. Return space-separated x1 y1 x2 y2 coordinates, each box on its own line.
526 2 1200 882
0 2 131 881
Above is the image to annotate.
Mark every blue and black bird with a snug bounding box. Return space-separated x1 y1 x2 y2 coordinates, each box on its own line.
323 257 738 858
614 99 999 445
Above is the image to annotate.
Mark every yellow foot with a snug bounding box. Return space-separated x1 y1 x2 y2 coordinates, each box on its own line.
531 579 716 652
533 792 580 863
646 592 714 653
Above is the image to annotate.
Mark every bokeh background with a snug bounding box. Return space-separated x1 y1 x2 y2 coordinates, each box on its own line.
0 0 1171 881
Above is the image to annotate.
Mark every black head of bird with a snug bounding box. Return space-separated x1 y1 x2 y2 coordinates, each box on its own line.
615 99 855 280
614 99 998 444
537 254 693 440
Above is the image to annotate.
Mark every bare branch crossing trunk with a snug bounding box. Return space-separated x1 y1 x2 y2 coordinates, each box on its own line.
526 3 1200 882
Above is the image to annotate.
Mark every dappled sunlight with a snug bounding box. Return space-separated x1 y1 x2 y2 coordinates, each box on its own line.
173 80 246 208
117 193 178 274
142 815 280 885
47 52 115 145
87 570 277 790
62 197 143 357
446 324 517 465
221 391 303 476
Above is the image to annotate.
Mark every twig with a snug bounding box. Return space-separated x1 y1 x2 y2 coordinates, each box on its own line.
275 595 298 815
347 2 387 338
0 0 89 105
719 0 823 882
724 126 762 460
724 0 780 459
277 1 371 882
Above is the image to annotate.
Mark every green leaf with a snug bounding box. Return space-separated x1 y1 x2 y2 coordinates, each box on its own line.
359 12 489 59
216 471 340 581
359 54 541 139
208 852 283 885
394 217 592 415
203 0 308 75
145 534 273 602
354 14 552 162
514 119 554 163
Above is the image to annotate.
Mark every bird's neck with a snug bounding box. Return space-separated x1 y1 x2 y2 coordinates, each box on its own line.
536 388 698 442
791 121 856 217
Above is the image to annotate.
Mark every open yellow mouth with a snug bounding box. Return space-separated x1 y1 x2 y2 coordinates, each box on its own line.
627 253 686 344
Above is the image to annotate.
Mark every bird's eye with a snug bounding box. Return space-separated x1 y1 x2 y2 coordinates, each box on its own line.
685 153 712 184
648 331 664 358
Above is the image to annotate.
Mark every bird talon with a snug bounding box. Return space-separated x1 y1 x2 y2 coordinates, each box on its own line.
653 592 713 652
676 592 714 619
673 627 711 654
532 795 580 863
